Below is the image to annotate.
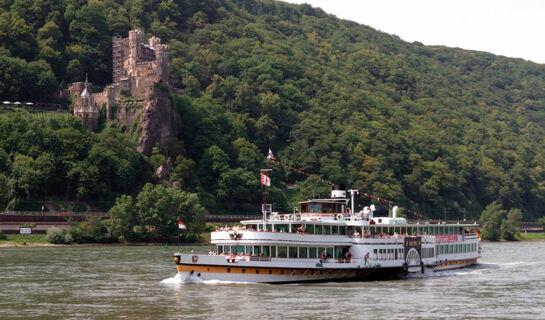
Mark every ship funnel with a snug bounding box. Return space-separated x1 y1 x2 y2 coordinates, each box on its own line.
393 206 399 219
331 184 347 198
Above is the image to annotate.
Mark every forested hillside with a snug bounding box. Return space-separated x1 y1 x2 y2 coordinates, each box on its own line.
2 0 545 220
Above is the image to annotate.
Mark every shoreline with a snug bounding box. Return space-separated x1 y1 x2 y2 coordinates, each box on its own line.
0 242 211 248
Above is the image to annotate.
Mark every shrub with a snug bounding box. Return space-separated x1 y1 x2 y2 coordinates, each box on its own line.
46 227 68 244
0 230 7 241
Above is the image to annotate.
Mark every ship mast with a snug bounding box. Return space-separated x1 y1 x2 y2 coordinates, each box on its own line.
260 168 272 226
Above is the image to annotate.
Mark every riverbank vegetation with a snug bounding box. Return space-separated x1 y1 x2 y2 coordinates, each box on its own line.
479 201 523 241
3 0 545 241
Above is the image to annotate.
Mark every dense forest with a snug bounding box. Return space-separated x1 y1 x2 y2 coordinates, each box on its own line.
2 0 545 226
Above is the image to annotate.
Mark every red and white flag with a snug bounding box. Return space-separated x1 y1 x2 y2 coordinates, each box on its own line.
178 220 186 229
260 173 271 186
267 148 275 160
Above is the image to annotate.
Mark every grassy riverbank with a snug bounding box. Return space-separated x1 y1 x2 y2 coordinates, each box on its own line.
0 234 211 247
0 234 49 246
518 233 545 241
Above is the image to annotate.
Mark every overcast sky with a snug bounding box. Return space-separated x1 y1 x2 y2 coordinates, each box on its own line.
284 0 545 64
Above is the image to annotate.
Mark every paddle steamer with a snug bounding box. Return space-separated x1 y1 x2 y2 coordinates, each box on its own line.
173 185 481 283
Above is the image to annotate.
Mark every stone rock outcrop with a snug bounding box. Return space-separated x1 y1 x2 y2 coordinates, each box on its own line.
137 86 181 156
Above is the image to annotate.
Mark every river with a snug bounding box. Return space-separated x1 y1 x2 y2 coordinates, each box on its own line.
0 241 544 319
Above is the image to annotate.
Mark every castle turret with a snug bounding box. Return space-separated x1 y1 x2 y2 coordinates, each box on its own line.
73 75 99 131
148 36 161 47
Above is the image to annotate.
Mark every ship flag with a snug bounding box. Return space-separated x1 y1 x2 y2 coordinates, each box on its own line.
260 173 271 186
473 227 481 239
267 149 275 160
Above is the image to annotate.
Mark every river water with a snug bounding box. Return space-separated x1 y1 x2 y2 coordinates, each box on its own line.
0 241 544 319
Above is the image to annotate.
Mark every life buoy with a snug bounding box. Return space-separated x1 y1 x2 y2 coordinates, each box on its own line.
336 213 344 221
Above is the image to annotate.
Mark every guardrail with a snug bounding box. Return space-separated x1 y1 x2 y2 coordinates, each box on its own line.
0 211 109 216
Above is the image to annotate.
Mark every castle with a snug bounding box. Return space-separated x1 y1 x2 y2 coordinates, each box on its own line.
71 29 170 130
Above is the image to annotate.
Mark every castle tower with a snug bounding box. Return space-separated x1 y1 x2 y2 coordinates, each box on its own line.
73 75 99 131
127 29 143 75
155 44 170 83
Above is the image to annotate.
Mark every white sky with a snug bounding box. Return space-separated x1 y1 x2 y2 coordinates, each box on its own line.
284 0 545 64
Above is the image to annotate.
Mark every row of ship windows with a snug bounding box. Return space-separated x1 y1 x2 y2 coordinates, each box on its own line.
437 243 477 254
216 243 478 260
218 245 343 259
372 243 477 261
251 224 472 236
372 247 435 260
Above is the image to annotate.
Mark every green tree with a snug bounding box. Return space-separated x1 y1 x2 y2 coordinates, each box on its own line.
109 183 206 242
500 208 522 241
479 201 506 241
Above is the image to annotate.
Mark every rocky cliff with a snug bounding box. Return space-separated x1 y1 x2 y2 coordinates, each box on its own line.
136 86 181 156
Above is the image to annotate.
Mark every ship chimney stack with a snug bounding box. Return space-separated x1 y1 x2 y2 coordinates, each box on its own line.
331 184 347 198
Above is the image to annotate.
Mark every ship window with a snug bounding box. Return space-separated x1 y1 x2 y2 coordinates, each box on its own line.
254 246 261 256
271 246 276 257
218 246 223 254
300 247 308 258
315 225 323 234
242 269 246 273
324 225 331 235
278 246 287 258
256 270 259 274
340 226 346 235
245 246 252 255
266 224 272 231
332 226 339 234
309 247 317 258
263 246 270 257
289 247 297 258
227 268 230 273
269 270 272 274
322 204 332 213
326 247 333 258
308 204 322 213
307 224 315 234
225 245 231 253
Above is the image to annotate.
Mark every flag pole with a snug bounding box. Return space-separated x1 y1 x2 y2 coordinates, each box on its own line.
177 217 180 253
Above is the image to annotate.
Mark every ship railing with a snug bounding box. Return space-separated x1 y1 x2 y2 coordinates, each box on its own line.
249 256 272 262
270 213 300 221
